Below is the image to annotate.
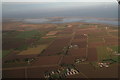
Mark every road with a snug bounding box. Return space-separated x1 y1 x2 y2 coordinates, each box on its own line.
58 27 76 65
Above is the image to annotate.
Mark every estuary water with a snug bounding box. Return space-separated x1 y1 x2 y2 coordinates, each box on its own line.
22 17 118 26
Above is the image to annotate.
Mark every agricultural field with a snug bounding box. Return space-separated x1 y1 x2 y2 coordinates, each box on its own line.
97 46 110 61
87 48 98 62
2 50 11 58
3 68 26 78
18 44 48 55
68 48 86 58
31 55 62 66
2 22 119 78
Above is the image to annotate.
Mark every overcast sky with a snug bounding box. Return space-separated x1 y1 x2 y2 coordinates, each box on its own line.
2 2 118 19
2 0 117 2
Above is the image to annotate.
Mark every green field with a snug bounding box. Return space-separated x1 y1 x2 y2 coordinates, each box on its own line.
2 50 11 58
109 46 119 53
109 32 118 36
97 46 111 61
3 30 47 39
15 30 41 39
97 45 120 63
112 56 120 63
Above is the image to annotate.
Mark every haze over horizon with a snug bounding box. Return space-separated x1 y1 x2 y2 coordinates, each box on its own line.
2 2 118 19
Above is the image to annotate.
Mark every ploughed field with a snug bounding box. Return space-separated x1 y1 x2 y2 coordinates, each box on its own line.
2 22 119 78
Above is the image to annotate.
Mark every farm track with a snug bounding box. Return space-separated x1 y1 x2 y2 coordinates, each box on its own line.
3 23 118 78
58 28 76 65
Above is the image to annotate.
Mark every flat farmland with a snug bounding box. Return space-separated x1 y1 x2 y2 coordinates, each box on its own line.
2 38 26 50
88 42 105 48
109 45 119 52
76 64 118 78
32 55 62 66
61 55 79 64
76 29 91 34
72 39 87 42
97 46 111 61
105 37 118 46
72 41 87 48
2 22 119 78
42 37 71 55
46 31 58 36
2 50 11 58
57 28 73 34
3 53 37 68
109 31 118 37
87 30 107 38
68 48 86 58
67 73 86 78
2 68 25 78
27 66 59 78
105 37 118 42
18 44 48 55
3 53 37 63
74 34 87 40
76 28 101 35
88 37 103 42
15 30 40 39
89 31 107 37
106 42 118 46
3 22 57 31
87 48 98 62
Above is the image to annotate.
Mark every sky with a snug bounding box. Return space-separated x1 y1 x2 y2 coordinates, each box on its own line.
2 2 118 19
2 0 117 2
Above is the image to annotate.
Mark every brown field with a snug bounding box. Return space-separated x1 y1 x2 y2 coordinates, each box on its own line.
68 48 86 58
3 38 26 50
87 48 98 62
3 66 60 78
27 66 59 78
42 37 71 55
61 55 79 64
76 64 118 78
3 22 57 31
42 36 56 39
88 42 105 48
74 34 87 40
72 38 87 42
72 41 87 48
57 27 73 34
3 64 118 78
32 55 62 66
3 68 25 78
67 74 86 78
3 53 37 63
2 22 22 31
76 28 101 34
18 44 48 55
3 37 37 50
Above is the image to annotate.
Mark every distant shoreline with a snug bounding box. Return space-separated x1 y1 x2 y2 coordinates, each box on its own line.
3 17 118 26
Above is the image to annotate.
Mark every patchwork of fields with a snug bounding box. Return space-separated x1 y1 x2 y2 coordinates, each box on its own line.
2 22 119 78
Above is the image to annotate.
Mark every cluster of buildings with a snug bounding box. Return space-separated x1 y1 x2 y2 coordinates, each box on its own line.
98 62 109 68
74 58 86 64
44 67 79 78
64 68 79 76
